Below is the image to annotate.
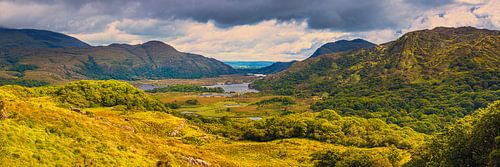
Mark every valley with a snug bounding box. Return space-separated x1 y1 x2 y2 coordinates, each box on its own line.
0 26 498 167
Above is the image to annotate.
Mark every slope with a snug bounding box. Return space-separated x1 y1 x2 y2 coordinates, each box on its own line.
0 28 90 49
252 27 500 133
309 39 375 58
0 80 419 166
0 28 236 83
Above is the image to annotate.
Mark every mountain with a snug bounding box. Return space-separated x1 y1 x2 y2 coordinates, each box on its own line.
254 27 499 93
238 61 297 74
252 27 499 133
0 28 90 49
0 29 236 82
223 61 275 69
310 39 375 58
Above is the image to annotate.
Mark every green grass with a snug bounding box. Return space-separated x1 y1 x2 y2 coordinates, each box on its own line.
0 80 426 166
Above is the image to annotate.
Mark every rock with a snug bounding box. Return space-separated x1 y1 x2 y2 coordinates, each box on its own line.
199 135 210 140
0 110 7 120
122 125 136 133
70 107 82 113
0 101 6 120
185 157 210 167
156 160 173 167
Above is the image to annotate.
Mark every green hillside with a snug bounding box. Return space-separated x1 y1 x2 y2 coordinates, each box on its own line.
0 29 236 83
252 27 500 133
0 80 428 166
310 39 375 58
0 28 90 49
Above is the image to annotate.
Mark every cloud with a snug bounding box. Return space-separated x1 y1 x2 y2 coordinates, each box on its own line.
0 0 452 32
404 0 499 32
73 19 349 61
0 0 499 61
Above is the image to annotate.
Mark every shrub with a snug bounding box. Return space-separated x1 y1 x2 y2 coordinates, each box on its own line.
185 99 200 105
255 97 296 106
53 80 167 112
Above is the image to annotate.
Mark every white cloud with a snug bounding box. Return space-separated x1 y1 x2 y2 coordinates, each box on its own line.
404 0 499 32
69 21 145 45
165 20 349 61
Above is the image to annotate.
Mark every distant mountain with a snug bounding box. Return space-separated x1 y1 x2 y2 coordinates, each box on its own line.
0 29 236 82
224 61 275 69
0 28 90 49
310 39 375 58
238 61 297 74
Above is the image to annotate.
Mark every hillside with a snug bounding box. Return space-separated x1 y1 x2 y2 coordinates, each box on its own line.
0 80 425 166
0 28 90 49
252 27 500 133
238 61 297 74
0 29 236 83
309 39 375 58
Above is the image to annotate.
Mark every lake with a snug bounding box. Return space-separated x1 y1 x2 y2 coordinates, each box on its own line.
137 83 259 94
205 83 259 93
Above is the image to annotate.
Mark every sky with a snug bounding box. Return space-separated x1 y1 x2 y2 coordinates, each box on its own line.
0 0 498 61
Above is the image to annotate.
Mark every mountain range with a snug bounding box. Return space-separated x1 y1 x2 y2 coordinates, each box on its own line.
254 27 499 93
0 28 235 83
237 39 376 74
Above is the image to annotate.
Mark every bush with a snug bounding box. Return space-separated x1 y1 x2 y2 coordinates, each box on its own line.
165 103 180 109
311 147 402 167
0 78 49 87
185 99 200 105
53 80 167 112
408 101 500 166
255 97 296 106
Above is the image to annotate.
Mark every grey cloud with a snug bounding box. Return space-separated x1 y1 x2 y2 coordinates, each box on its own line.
0 0 458 32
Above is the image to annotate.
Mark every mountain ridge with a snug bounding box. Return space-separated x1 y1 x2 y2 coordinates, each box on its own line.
0 27 90 49
0 29 236 82
309 38 376 58
251 26 499 133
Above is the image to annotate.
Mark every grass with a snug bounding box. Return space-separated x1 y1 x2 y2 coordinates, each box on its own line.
0 84 415 166
152 92 306 118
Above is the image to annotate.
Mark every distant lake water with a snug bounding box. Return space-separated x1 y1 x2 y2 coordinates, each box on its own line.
137 83 259 93
205 83 259 93
138 84 158 91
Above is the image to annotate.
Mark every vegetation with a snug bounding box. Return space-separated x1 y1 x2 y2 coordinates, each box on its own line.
0 27 498 166
146 84 224 93
255 97 296 106
310 146 402 167
0 78 49 87
252 27 500 133
185 99 200 105
0 80 413 166
201 110 424 149
407 101 500 167
52 80 168 111
1 29 237 81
